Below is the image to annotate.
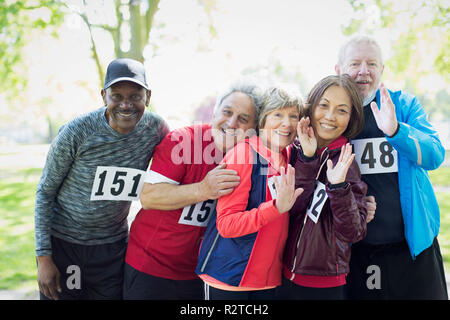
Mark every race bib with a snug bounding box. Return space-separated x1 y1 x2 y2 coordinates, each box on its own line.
351 137 398 175
267 176 282 200
306 181 328 224
178 199 217 227
90 166 146 201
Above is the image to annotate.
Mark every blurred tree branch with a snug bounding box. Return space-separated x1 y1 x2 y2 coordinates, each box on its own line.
342 0 450 119
342 0 449 82
1 0 219 96
71 0 217 87
0 0 65 102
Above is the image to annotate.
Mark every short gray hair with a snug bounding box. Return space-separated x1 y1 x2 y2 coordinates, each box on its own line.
259 86 303 129
213 80 263 122
338 35 383 66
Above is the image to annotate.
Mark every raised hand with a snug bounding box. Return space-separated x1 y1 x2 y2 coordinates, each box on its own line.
199 163 241 199
274 164 304 213
296 117 317 157
370 83 398 136
326 143 355 185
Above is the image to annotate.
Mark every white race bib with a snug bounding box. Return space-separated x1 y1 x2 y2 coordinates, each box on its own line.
351 137 398 175
306 181 328 224
178 199 217 227
90 166 146 201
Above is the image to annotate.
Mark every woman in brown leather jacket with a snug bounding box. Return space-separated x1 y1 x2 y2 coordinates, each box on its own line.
278 75 368 300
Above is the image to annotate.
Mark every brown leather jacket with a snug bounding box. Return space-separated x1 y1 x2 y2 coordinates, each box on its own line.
284 137 368 276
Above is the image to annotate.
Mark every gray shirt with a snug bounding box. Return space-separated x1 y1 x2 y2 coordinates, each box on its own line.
35 107 169 256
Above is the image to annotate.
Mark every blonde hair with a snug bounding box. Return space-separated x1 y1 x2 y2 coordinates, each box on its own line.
258 86 303 129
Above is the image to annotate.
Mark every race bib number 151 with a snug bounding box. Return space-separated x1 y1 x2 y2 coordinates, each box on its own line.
90 166 146 201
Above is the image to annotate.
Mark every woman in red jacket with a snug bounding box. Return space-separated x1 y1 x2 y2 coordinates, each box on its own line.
279 75 368 300
196 86 304 300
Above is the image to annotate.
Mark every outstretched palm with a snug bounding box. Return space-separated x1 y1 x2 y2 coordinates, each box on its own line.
297 117 317 157
274 164 304 213
326 143 355 185
370 83 398 136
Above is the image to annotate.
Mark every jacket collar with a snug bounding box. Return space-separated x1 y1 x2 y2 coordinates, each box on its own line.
318 135 348 157
247 135 291 173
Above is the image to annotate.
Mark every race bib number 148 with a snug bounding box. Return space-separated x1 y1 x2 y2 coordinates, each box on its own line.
90 166 146 201
352 137 398 175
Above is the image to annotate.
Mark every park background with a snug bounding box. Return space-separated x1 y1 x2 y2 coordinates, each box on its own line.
0 0 449 299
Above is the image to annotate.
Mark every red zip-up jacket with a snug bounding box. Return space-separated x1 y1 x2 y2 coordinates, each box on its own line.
196 136 291 288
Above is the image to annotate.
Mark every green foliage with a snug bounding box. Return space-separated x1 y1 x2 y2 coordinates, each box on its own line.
436 192 450 270
0 171 40 290
342 0 450 119
385 31 417 75
429 166 450 187
434 36 450 83
0 0 65 101
342 18 362 36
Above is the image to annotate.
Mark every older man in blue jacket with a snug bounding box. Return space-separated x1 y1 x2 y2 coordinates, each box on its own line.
336 35 448 299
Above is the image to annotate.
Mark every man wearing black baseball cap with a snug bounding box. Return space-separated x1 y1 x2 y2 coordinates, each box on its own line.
103 58 150 90
35 58 169 300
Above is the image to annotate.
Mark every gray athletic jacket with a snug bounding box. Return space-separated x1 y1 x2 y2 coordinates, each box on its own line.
35 107 169 256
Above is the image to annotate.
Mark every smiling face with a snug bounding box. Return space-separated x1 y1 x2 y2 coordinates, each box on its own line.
259 106 299 153
211 92 257 152
102 81 150 134
312 85 352 148
336 42 384 102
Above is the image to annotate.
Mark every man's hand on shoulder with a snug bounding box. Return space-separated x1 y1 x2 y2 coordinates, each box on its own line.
198 163 240 200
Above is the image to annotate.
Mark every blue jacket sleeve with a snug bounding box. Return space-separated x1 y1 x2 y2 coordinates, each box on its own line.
386 92 445 171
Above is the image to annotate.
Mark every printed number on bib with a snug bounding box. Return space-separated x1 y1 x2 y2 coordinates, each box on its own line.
90 166 146 201
179 199 217 227
306 181 328 223
351 137 398 174
268 176 282 200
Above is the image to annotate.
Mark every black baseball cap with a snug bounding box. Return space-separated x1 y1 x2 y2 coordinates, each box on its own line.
103 58 149 90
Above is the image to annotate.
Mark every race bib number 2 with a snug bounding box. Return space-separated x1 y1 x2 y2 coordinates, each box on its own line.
90 166 146 201
306 181 328 224
352 137 398 175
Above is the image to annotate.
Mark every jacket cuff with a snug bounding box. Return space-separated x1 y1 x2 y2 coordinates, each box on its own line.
293 140 318 162
386 122 400 138
266 199 286 217
300 150 318 162
36 249 52 256
326 181 351 195
328 181 349 190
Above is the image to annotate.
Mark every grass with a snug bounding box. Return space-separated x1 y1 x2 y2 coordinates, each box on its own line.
429 167 450 187
436 192 450 270
0 171 40 291
0 163 449 292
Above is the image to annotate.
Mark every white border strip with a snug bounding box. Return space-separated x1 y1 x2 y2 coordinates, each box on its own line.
411 137 422 166
144 170 180 185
